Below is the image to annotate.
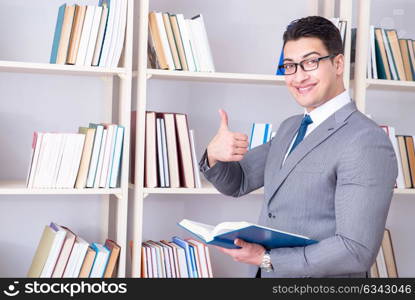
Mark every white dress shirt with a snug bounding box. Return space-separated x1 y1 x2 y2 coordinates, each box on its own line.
282 90 351 164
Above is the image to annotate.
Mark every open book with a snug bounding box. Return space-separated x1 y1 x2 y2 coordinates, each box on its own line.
178 219 318 249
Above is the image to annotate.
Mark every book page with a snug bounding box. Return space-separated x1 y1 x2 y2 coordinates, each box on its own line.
179 219 215 241
211 221 251 237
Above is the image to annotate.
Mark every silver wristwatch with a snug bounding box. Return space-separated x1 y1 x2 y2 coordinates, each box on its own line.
259 249 274 272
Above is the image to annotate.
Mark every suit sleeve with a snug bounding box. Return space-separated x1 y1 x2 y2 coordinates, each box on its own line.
199 140 272 197
267 128 398 277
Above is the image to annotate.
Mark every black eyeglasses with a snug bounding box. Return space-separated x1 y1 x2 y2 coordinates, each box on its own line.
278 54 337 75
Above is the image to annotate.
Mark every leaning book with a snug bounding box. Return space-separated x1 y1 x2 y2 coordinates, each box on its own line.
178 219 318 249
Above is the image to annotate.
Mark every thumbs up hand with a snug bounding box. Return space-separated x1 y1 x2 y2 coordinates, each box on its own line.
207 109 249 167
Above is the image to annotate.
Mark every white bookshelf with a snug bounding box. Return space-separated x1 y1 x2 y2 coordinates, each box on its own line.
0 60 126 76
146 69 285 85
0 181 122 195
0 0 135 277
131 0 353 278
353 0 415 277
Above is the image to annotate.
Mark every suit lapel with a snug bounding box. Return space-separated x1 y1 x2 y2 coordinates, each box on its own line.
265 101 357 203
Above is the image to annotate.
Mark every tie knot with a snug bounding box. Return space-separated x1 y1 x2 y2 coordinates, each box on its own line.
301 114 313 126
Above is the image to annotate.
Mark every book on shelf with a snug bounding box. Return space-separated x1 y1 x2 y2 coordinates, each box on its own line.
148 11 215 72
66 5 87 65
175 113 195 188
26 123 124 189
28 223 120 278
189 129 202 188
50 0 126 67
249 123 273 150
368 26 415 81
371 229 398 278
103 239 121 278
397 136 412 188
178 219 318 250
380 126 404 188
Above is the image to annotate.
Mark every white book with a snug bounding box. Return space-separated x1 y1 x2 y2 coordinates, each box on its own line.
376 245 388 277
189 129 202 188
76 5 96 66
27 132 44 188
381 28 398 80
176 14 196 72
387 126 405 188
54 134 83 188
50 134 65 188
155 12 175 70
370 25 378 79
204 244 213 277
99 124 117 187
163 114 180 188
33 133 51 188
105 0 123 66
92 4 109 66
86 124 104 188
62 236 89 278
161 242 176 278
94 129 107 188
40 223 66 277
156 118 165 187
186 19 201 71
89 243 110 278
109 125 125 188
66 134 86 188
142 245 152 278
187 239 209 278
98 0 117 67
141 245 148 278
367 27 373 79
191 14 215 72
84 6 103 66
158 243 171 278
160 118 170 187
249 123 272 150
148 244 158 278
110 0 128 67
168 243 189 278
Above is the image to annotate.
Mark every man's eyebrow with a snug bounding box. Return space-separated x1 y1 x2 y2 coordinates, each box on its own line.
283 51 321 62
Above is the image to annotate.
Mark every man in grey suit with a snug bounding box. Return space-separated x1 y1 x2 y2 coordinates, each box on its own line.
199 16 398 277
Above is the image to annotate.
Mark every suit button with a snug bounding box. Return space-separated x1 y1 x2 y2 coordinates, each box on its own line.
268 213 272 218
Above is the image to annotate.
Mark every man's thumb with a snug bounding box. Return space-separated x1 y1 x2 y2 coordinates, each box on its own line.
219 109 229 130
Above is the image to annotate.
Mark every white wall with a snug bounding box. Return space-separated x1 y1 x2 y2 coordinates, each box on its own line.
1 0 414 278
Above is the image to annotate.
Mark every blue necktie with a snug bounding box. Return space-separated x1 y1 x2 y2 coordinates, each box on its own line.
288 114 313 155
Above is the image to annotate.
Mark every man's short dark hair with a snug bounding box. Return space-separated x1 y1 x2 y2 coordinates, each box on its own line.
283 16 343 55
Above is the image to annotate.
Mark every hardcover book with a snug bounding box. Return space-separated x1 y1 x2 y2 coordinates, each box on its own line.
178 219 318 250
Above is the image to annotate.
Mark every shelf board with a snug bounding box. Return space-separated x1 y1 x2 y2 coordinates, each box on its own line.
366 78 415 90
394 188 415 195
131 181 264 195
0 181 122 195
145 69 285 85
0 60 126 77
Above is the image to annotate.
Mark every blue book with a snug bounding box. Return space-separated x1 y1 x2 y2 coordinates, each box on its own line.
50 4 66 64
178 219 318 250
109 125 125 188
187 244 198 278
172 236 194 278
276 48 285 75
249 123 272 150
89 243 110 278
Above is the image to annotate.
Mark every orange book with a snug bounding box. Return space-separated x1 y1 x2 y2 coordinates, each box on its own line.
399 39 414 81
66 5 87 64
56 5 76 64
382 229 398 278
148 12 169 69
78 246 96 278
386 30 407 81
103 239 121 278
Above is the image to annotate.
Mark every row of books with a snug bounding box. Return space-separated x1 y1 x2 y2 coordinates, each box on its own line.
26 123 125 189
370 229 398 278
367 26 415 81
134 111 202 188
277 18 347 75
141 237 213 278
50 0 127 67
28 222 120 278
148 11 215 72
382 126 415 189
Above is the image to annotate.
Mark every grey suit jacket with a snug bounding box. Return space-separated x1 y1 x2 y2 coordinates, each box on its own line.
200 102 398 278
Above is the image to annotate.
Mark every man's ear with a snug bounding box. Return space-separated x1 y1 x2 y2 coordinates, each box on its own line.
334 54 345 76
